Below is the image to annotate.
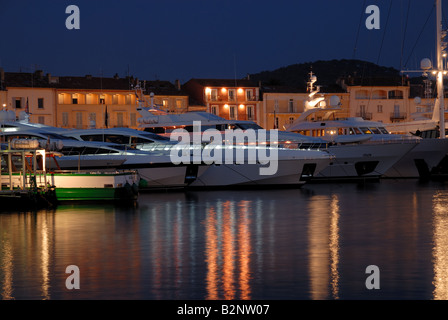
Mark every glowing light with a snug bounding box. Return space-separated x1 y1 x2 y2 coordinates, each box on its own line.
224 104 229 109
205 87 212 94
237 88 243 94
221 88 227 93
239 104 244 109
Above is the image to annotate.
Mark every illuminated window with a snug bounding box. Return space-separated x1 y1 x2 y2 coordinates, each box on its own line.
246 90 253 101
229 105 236 119
210 89 218 101
228 89 235 101
211 105 218 115
247 105 254 120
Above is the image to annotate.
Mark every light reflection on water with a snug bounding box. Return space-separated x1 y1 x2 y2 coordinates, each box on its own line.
0 179 447 300
432 190 448 300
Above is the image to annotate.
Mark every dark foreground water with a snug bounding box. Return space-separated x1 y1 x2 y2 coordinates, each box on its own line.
1 179 448 300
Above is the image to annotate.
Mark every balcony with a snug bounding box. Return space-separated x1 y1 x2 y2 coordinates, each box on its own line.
246 96 259 101
356 112 372 120
390 112 407 121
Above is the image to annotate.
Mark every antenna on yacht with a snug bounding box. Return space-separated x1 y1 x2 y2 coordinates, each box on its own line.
435 0 446 137
399 0 446 138
304 71 325 111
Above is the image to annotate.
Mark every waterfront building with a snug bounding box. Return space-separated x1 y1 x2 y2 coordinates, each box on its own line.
0 68 189 129
259 84 350 130
1 70 58 126
340 76 439 124
182 78 261 124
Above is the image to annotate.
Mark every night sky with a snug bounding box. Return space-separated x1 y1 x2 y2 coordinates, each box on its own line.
0 1 445 83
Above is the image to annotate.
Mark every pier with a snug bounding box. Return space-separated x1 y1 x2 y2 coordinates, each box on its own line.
0 142 57 210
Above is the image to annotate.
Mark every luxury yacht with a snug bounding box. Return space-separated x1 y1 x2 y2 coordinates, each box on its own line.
286 112 448 178
1 115 333 189
135 106 416 181
59 126 333 187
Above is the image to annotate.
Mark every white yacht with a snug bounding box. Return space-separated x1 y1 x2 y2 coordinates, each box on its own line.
0 128 199 188
286 111 448 178
57 124 333 188
1 114 333 189
134 83 418 181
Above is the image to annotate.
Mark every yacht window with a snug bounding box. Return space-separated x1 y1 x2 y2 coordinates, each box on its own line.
236 123 263 130
352 127 362 135
38 132 77 140
139 133 170 141
369 127 381 134
105 135 130 144
131 137 154 145
348 128 355 135
81 134 102 142
378 127 389 134
61 146 119 156
80 134 129 144
359 127 372 134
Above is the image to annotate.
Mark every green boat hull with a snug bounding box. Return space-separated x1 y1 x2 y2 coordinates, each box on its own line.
55 186 138 201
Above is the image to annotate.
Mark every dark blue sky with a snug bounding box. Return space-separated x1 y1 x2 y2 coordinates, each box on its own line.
0 1 444 83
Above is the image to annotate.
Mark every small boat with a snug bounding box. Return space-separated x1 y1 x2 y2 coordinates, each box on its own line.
1 142 140 202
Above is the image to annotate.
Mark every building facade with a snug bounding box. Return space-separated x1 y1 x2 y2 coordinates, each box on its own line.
0 70 189 129
183 78 261 124
346 85 414 123
260 85 350 130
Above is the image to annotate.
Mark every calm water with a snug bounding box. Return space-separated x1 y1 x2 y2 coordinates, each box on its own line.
1 179 448 300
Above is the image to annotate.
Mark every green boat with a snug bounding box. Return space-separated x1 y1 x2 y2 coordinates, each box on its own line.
3 170 139 202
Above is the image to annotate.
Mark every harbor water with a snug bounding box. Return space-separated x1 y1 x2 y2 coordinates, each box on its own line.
1 179 448 300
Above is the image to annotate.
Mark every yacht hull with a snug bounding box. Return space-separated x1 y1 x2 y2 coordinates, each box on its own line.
189 149 331 187
314 142 416 180
383 138 448 178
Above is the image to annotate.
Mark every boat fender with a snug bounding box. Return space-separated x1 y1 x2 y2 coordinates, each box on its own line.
139 179 148 188
132 183 139 195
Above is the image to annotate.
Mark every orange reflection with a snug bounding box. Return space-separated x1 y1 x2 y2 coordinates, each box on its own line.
238 200 251 300
222 201 235 300
432 191 448 300
205 206 219 300
308 194 340 300
41 213 50 300
329 194 340 300
1 237 14 300
205 200 252 300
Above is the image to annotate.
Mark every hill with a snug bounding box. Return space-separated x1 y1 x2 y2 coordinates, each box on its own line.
248 59 403 92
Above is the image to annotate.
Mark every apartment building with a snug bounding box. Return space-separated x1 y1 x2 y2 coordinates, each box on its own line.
183 78 260 123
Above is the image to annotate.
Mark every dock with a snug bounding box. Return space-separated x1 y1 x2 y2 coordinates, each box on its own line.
1 142 57 211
